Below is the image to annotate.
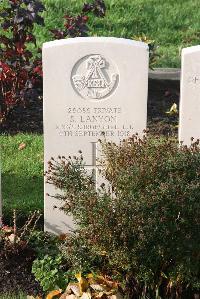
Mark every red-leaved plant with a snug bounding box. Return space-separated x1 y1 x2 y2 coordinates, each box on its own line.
0 0 44 123
0 0 106 123
51 0 106 39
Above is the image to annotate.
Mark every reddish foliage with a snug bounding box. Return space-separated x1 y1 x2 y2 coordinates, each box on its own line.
0 0 106 123
0 0 45 123
51 0 106 39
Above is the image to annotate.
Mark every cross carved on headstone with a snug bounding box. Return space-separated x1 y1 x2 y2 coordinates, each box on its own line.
193 76 199 84
85 142 98 182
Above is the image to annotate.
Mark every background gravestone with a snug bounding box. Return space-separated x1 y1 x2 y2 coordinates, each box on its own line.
43 37 149 234
179 45 200 145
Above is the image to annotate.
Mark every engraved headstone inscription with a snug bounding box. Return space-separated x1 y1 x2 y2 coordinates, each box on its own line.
43 37 149 234
179 45 200 145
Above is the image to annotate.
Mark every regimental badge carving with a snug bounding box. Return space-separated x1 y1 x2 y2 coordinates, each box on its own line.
71 54 119 100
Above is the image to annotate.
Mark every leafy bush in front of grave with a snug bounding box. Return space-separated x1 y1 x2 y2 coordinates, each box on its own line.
0 209 69 295
0 0 44 123
46 136 200 298
98 135 200 297
30 231 71 292
50 0 106 39
32 253 68 292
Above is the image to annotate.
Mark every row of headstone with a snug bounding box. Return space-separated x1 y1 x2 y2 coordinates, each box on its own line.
43 37 200 234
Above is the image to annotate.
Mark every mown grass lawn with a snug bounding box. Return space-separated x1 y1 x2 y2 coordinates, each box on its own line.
0 0 199 66
0 134 43 223
32 0 200 67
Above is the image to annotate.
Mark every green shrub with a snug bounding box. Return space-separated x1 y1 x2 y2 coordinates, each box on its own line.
30 231 71 292
46 136 200 298
32 253 68 292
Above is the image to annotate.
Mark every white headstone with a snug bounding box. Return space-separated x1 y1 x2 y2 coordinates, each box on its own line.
43 37 149 234
179 45 200 145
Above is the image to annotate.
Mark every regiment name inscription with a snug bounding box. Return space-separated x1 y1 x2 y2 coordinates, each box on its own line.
56 106 134 138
